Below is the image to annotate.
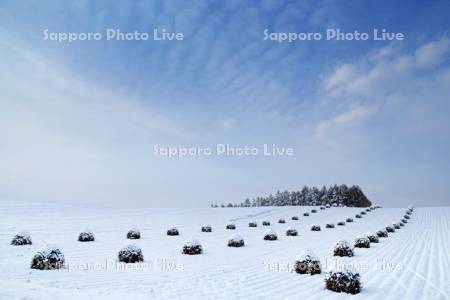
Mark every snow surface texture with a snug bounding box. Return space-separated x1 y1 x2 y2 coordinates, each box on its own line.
0 201 449 299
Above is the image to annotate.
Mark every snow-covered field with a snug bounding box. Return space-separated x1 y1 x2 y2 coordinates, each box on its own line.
0 200 449 300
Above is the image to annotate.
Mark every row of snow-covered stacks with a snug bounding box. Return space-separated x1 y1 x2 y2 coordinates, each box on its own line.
9 204 414 295
293 205 414 294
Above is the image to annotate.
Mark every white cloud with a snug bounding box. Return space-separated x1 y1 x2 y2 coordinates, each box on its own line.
315 37 450 151
0 39 196 205
322 37 450 102
307 37 450 206
415 36 450 68
222 118 236 131
314 104 374 147
323 63 357 93
0 40 189 140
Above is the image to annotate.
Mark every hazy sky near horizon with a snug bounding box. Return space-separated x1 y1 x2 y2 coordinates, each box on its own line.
1 0 450 207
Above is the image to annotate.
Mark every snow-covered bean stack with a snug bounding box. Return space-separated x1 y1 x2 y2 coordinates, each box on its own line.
127 228 141 239
325 266 362 294
311 224 321 231
366 232 379 243
286 226 298 236
386 225 395 233
326 222 335 228
354 236 370 248
167 227 180 236
333 240 354 257
263 229 277 241
294 249 321 275
118 244 144 263
182 238 203 255
11 231 32 246
376 229 388 237
226 223 236 230
31 246 65 270
78 229 95 242
201 225 212 232
227 234 245 247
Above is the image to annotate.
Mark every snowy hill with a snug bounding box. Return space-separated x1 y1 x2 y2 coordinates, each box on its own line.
0 200 448 299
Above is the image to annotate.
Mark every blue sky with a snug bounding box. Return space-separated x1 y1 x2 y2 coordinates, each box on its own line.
1 0 450 207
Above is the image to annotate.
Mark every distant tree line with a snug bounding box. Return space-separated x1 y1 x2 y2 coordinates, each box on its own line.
212 184 371 208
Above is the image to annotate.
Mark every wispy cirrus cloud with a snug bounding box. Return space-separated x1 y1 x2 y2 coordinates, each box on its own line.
316 36 450 145
310 37 450 205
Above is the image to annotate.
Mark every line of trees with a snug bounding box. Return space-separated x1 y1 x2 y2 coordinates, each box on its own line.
213 184 372 208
